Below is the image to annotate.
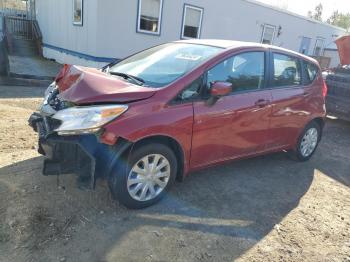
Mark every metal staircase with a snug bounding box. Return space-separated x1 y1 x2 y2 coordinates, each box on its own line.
4 16 42 56
1 0 42 56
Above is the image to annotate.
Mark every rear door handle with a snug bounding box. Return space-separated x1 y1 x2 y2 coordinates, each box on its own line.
255 99 270 108
303 92 310 97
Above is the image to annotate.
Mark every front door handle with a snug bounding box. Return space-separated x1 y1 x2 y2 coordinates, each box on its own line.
255 99 269 108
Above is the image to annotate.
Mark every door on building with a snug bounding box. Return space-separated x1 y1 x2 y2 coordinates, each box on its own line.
299 37 311 55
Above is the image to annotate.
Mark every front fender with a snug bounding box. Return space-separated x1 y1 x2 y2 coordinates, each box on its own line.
103 102 194 175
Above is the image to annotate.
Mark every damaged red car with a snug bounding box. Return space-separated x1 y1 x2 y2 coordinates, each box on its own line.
29 40 326 209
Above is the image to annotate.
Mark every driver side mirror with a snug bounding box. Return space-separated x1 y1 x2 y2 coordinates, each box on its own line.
207 82 233 106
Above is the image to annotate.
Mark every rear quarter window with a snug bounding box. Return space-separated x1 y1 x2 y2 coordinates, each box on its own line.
303 61 319 85
273 53 301 87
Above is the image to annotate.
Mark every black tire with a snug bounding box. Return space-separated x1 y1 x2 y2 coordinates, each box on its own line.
292 121 322 162
108 143 177 209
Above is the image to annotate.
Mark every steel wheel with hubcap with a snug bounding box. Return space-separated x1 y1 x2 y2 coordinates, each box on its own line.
108 143 177 209
300 127 318 157
127 154 170 202
293 121 321 161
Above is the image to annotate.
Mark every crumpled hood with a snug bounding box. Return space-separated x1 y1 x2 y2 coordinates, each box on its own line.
56 65 157 104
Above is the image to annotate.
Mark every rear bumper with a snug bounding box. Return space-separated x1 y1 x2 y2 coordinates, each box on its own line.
28 113 131 188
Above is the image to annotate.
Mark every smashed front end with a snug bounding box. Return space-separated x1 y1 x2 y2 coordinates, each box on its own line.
28 82 131 189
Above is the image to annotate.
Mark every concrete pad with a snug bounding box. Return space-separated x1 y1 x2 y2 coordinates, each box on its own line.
0 76 51 87
9 55 62 79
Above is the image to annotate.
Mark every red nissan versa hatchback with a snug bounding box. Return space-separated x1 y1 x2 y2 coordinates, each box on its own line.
29 40 327 209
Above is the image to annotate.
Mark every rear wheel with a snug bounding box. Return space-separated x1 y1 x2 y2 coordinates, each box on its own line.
108 143 177 209
293 121 321 161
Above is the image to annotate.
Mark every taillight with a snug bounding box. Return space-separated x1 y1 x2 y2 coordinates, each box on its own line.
322 80 328 98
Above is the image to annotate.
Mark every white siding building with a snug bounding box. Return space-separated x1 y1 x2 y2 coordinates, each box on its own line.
35 0 347 68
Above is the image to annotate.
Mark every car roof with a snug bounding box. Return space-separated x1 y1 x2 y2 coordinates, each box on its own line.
175 39 318 65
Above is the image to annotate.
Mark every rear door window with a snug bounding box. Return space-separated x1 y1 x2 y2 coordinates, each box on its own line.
272 53 301 87
206 52 265 93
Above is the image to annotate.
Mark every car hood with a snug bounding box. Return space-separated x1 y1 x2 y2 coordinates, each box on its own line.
55 65 157 104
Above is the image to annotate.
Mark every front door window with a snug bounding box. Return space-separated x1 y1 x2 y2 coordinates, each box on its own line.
207 52 265 93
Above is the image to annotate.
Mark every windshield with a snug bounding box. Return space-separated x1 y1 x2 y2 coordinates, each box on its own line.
109 43 223 87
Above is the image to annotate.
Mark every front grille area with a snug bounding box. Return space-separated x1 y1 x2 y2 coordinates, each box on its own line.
36 116 62 138
46 116 62 131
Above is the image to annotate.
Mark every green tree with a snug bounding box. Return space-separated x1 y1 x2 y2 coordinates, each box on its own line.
327 11 350 32
308 3 323 21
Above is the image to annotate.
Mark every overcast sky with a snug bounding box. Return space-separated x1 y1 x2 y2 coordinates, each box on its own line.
256 0 350 20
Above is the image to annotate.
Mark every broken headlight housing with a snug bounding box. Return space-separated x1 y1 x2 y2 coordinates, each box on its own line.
44 82 57 100
52 105 128 135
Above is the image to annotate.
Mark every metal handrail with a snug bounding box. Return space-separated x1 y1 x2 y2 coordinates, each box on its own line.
32 20 42 40
5 16 34 40
3 15 43 56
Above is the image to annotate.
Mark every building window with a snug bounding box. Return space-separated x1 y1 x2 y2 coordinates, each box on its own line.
261 24 275 45
181 5 203 39
313 38 325 56
73 0 83 26
137 0 163 35
299 37 311 55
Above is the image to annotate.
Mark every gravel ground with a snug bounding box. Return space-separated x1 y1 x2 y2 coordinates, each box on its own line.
0 85 349 262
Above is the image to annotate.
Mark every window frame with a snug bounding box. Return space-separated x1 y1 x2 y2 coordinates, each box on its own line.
203 50 268 97
72 0 83 26
261 24 276 45
181 4 204 39
136 0 164 36
313 37 325 56
299 36 312 55
269 51 303 89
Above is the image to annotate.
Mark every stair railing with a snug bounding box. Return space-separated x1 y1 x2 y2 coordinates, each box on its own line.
32 20 42 56
4 16 34 40
3 15 43 56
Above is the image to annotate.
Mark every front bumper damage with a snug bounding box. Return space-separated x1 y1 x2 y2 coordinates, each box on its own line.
28 112 131 189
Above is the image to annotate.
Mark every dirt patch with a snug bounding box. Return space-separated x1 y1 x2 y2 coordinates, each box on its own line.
0 85 349 262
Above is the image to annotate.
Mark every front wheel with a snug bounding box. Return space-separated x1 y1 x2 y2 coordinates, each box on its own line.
293 121 321 161
108 143 177 209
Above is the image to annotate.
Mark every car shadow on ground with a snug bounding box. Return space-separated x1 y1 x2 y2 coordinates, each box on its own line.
0 152 315 261
318 118 350 187
0 119 349 261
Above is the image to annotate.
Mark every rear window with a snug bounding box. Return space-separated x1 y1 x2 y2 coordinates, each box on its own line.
273 53 301 87
303 62 319 85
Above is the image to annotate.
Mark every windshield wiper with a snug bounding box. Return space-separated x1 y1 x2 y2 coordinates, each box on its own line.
108 71 145 86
